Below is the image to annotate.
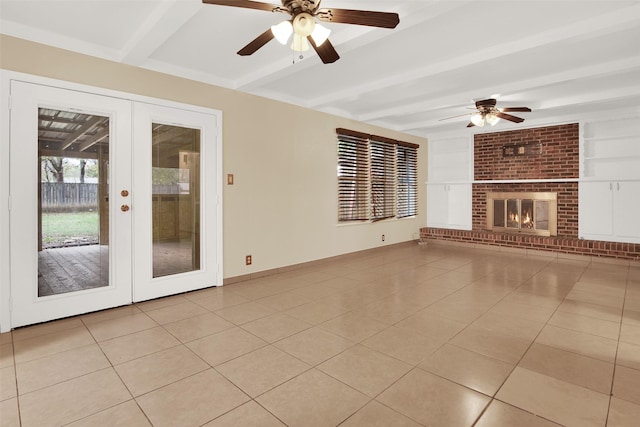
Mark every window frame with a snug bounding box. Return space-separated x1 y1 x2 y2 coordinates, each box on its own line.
336 128 418 223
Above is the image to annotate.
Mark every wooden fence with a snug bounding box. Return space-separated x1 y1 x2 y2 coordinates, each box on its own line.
41 183 98 212
41 183 185 212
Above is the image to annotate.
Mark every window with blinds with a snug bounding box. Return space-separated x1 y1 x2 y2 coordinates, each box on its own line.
337 132 369 221
397 144 418 218
337 128 418 222
370 139 396 221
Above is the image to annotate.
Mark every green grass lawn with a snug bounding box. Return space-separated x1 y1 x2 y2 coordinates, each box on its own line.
41 211 99 245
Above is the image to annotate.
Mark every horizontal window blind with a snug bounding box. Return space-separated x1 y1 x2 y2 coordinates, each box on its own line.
397 145 418 218
370 139 396 221
337 133 369 221
337 128 418 222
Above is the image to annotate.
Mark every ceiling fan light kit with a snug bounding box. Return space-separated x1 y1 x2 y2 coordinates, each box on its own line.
271 13 331 50
463 98 531 128
471 111 501 127
291 33 310 51
293 13 315 36
202 0 400 63
309 22 331 46
271 20 293 44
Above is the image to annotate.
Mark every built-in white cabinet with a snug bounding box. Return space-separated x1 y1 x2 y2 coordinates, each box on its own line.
427 137 473 230
579 117 640 244
579 181 640 243
427 183 472 230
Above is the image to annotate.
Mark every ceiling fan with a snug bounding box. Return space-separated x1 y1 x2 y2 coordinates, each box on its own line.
202 0 400 64
441 98 532 128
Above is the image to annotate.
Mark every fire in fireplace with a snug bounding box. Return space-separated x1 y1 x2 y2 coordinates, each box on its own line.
487 192 557 236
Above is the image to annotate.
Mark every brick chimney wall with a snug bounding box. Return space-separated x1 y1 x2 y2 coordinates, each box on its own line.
473 123 579 237
474 124 579 180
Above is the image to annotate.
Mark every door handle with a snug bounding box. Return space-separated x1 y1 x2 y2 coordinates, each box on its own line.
121 204 130 212
121 189 129 197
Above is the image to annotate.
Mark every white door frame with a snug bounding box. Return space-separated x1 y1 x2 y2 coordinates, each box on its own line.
0 70 224 332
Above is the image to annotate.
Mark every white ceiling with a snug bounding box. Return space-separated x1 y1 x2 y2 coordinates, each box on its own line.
2 0 639 138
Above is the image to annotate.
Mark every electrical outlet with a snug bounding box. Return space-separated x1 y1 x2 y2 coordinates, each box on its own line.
382 234 385 241
245 255 252 265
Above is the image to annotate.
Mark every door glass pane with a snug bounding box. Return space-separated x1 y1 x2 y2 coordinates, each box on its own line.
493 199 505 227
152 124 201 278
536 200 550 230
38 108 109 296
521 199 534 230
507 199 519 228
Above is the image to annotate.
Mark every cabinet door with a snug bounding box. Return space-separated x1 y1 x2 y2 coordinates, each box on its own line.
426 184 449 228
426 183 472 230
447 184 472 230
613 181 640 242
579 181 613 239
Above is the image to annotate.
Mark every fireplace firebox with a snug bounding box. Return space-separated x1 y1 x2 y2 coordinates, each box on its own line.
486 192 557 236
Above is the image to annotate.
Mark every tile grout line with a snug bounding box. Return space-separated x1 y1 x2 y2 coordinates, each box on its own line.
327 252 544 427
204 250 464 426
488 258 630 427
603 262 631 427
466 259 589 426
77 318 155 427
468 258 591 425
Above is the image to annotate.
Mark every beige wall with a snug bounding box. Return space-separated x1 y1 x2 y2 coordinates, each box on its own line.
1 35 427 279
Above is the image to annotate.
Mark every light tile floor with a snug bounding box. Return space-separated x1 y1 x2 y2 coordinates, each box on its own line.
1 244 640 426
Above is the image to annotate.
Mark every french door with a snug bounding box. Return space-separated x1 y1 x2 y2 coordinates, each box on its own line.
132 102 220 302
8 81 221 328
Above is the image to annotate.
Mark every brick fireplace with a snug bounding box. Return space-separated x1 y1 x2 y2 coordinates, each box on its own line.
421 123 640 260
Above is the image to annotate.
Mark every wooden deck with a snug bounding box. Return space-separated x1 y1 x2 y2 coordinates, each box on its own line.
38 241 196 296
153 240 196 278
38 245 109 297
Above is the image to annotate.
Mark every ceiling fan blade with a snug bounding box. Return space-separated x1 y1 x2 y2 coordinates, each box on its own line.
501 107 532 113
316 8 399 28
237 28 274 56
466 122 476 128
202 0 280 12
496 112 525 123
308 37 340 64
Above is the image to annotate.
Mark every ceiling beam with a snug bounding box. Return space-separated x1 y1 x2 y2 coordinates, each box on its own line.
119 0 202 66
307 4 640 112
396 86 640 133
359 57 640 122
151 126 194 146
78 128 109 152
60 116 105 150
39 149 99 160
